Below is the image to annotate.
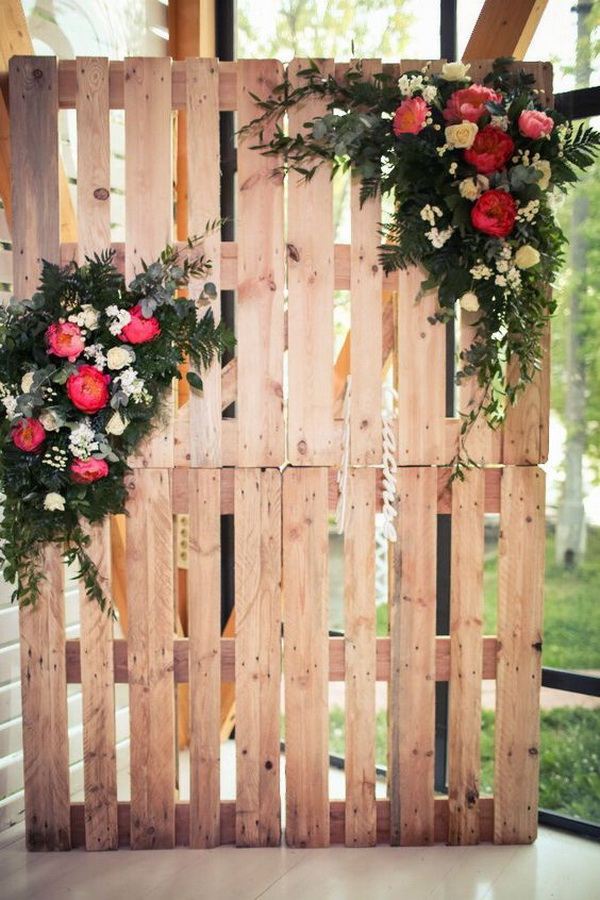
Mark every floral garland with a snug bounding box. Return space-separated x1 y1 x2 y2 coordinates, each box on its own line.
0 236 234 610
244 56 600 476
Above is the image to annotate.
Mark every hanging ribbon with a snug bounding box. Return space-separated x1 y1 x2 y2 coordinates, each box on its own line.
381 384 398 542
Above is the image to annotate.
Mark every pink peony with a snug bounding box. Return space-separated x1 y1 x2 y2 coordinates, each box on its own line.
518 109 554 139
464 125 515 174
393 97 429 135
46 321 85 362
67 365 111 414
443 84 502 124
119 305 161 344
71 458 109 484
11 418 46 452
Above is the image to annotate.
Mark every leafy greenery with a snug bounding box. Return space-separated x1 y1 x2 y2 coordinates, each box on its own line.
242 56 600 476
0 234 234 612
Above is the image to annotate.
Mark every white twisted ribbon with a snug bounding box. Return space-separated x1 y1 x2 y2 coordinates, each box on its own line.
335 374 352 535
381 384 398 542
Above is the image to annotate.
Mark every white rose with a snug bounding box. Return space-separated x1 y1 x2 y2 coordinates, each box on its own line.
445 121 478 149
460 292 480 312
533 159 551 190
458 175 489 200
106 411 128 435
107 346 133 370
81 304 100 330
515 245 541 269
44 492 66 512
39 408 61 431
21 372 35 394
441 61 471 82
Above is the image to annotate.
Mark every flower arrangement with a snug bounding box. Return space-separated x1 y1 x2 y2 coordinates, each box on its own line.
0 236 234 610
245 56 600 474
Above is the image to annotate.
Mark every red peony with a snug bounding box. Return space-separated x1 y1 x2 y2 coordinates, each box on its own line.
393 97 429 135
46 321 85 362
67 364 111 413
471 189 517 238
71 458 109 484
443 84 502 124
518 109 554 139
11 418 46 452
119 305 161 344
464 125 515 174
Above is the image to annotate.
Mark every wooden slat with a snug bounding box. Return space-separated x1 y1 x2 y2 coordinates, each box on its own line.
287 58 337 466
448 469 484 845
235 469 282 846
283 468 330 847
390 468 437 846
462 0 549 61
344 468 377 846
459 310 502 464
10 54 70 853
397 270 446 464
188 469 221 847
503 321 550 464
124 57 174 468
350 59 383 465
76 58 110 256
78 522 118 851
126 469 175 849
236 60 285 466
186 58 222 466
494 466 545 844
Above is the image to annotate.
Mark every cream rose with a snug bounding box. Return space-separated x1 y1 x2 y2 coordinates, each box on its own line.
106 411 128 435
515 245 541 269
81 304 100 330
39 408 61 431
458 174 489 200
441 61 471 82
533 159 551 190
107 346 133 370
445 121 478 149
459 292 480 312
21 372 35 394
44 492 66 512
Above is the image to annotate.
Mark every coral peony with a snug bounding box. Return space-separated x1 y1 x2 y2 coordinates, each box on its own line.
11 418 46 452
46 321 86 362
471 190 517 238
119 305 161 344
519 109 554 139
67 364 110 413
71 457 109 484
463 125 515 174
393 97 429 135
443 84 502 124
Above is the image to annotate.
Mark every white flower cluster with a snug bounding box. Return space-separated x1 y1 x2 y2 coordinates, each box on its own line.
42 445 69 470
426 226 454 248
470 262 493 280
0 384 18 420
397 72 437 103
116 367 149 404
490 115 509 131
106 305 131 336
493 245 522 291
69 420 99 460
516 199 540 223
68 304 100 331
84 343 108 370
420 204 443 226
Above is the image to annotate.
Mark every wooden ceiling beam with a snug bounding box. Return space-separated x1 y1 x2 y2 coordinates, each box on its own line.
462 0 549 61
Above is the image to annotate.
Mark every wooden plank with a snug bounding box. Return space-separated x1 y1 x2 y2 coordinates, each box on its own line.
283 467 330 847
459 310 502 464
78 521 118 851
350 59 383 465
124 57 174 468
236 59 285 466
389 468 437 846
494 466 545 844
463 0 549 61
10 54 70 853
76 58 110 256
186 58 222 466
126 468 175 849
287 58 337 466
448 469 484 845
397 271 446 464
235 469 282 846
503 321 550 464
188 469 221 847
344 468 377 846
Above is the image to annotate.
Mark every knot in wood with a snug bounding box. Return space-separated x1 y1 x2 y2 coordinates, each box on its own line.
32 68 44 80
93 188 110 201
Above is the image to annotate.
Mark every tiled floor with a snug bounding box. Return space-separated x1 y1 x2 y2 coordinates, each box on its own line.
1 822 598 900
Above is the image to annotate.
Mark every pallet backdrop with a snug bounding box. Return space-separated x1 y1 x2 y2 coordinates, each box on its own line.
9 55 549 851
